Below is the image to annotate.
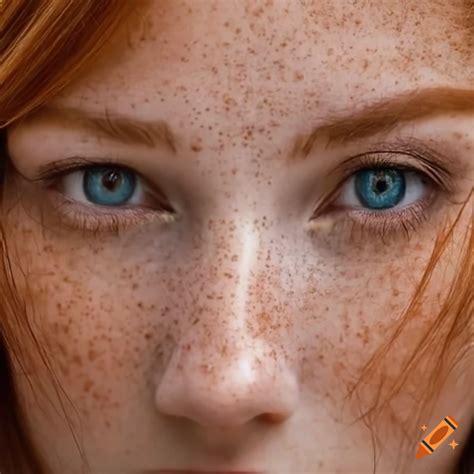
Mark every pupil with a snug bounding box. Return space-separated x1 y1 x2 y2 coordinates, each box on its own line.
374 178 388 193
102 171 121 191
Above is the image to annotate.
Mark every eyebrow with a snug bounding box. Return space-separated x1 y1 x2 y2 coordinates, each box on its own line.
36 87 473 161
36 105 179 154
289 87 474 161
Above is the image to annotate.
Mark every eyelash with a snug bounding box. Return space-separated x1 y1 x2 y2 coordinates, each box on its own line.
42 159 176 233
40 151 452 237
309 151 452 241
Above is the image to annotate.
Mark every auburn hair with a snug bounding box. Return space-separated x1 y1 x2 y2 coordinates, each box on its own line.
0 1 472 473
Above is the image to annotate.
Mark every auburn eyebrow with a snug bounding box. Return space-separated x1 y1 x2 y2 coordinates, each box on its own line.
34 105 179 154
32 87 473 162
289 87 474 161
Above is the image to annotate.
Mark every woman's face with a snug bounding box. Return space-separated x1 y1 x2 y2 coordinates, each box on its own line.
3 1 473 473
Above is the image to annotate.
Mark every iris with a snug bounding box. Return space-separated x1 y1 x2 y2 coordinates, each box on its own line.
83 167 136 206
355 169 406 209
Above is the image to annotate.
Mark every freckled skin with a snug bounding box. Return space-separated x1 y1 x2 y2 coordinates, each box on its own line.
2 1 473 473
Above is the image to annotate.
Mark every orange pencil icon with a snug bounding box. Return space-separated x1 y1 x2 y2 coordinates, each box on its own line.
416 416 459 459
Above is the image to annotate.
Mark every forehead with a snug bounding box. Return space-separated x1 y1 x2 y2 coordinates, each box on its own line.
52 0 470 114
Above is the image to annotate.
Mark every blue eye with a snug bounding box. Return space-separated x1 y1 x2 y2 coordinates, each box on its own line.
354 169 406 210
51 164 176 231
337 166 427 213
59 166 144 208
82 167 136 206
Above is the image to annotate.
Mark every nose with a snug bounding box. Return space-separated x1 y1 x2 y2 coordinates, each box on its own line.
154 220 300 430
155 333 299 429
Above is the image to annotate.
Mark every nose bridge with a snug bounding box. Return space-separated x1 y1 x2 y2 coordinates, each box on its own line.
193 213 289 344
226 217 261 331
192 214 268 332
154 216 299 428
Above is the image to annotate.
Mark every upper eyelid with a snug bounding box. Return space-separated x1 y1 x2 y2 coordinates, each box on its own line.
336 138 453 174
333 145 457 192
35 158 152 191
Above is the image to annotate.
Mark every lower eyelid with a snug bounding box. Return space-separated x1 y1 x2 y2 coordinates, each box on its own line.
45 188 176 233
308 179 440 240
307 201 431 241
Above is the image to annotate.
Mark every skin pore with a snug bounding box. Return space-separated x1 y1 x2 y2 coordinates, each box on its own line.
2 0 473 473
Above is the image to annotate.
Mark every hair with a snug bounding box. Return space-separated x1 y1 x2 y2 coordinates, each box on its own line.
0 1 472 473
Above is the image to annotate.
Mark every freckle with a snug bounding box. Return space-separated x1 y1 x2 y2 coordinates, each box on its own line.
137 302 144 309
132 283 139 290
293 71 304 81
83 379 93 392
72 354 82 366
191 144 202 152
88 349 98 362
144 333 152 340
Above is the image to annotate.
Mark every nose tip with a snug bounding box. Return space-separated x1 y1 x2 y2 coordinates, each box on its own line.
154 339 299 430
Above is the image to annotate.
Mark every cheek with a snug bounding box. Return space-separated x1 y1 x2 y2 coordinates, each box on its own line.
293 232 454 423
4 180 461 441
4 212 172 428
